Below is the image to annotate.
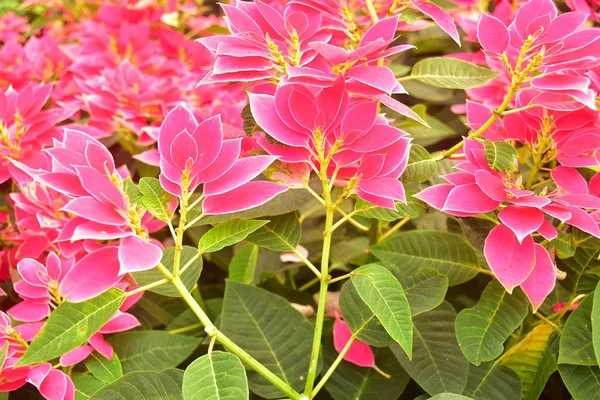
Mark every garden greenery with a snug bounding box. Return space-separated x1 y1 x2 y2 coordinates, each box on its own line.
0 0 600 399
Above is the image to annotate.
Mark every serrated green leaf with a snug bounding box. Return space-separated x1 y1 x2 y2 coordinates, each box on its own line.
394 268 448 316
392 302 469 395
90 369 183 400
246 213 301 252
73 375 104 400
84 352 123 384
401 145 437 183
559 293 596 365
322 324 409 400
351 264 412 358
229 244 259 285
339 280 393 347
502 323 556 400
455 281 529 366
371 230 480 286
558 363 600 400
108 331 200 373
199 219 268 253
183 351 249 400
139 177 175 223
464 363 522 400
411 58 499 89
220 281 313 398
484 141 517 172
132 246 202 297
18 289 126 366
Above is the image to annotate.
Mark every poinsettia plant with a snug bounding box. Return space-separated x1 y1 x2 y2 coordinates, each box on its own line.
0 0 600 398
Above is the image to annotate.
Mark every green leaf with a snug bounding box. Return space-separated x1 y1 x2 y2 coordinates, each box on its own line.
401 80 454 103
322 326 410 400
558 364 600 400
246 213 301 252
199 219 269 253
392 302 469 395
242 103 259 137
551 232 576 259
464 363 522 400
339 280 393 347
502 323 556 400
371 230 480 286
398 105 457 147
351 264 413 358
84 352 123 384
331 237 369 266
401 145 438 183
484 141 518 172
108 331 200 373
411 58 499 89
18 289 126 366
132 246 202 297
354 195 423 221
455 281 529 366
229 244 259 285
90 369 183 400
0 341 8 371
123 177 143 208
73 375 104 400
428 395 474 400
394 268 448 316
558 248 600 294
593 282 600 366
559 293 596 365
139 177 175 223
183 351 249 400
220 281 313 398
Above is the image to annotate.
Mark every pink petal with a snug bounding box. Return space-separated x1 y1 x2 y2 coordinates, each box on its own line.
38 368 74 400
484 224 536 292
411 0 460 45
477 13 509 55
551 166 588 194
333 319 375 367
203 156 278 196
8 301 50 322
196 138 242 184
520 244 556 312
203 181 287 215
59 346 93 367
134 149 161 166
566 206 600 237
414 184 454 210
475 170 507 202
538 219 558 240
543 203 572 222
358 177 406 204
170 130 198 171
359 15 399 46
532 74 591 92
190 115 223 172
443 184 499 215
118 236 162 274
60 247 122 303
509 195 551 209
17 259 47 287
498 206 545 243
99 312 140 334
554 194 600 210
249 93 309 146
159 104 198 166
62 197 126 226
89 333 113 360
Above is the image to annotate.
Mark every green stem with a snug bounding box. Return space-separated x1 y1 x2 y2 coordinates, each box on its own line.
160 270 304 400
311 335 355 397
168 322 204 335
304 178 335 395
173 188 190 277
126 278 169 296
438 85 517 160
377 217 410 244
328 273 352 285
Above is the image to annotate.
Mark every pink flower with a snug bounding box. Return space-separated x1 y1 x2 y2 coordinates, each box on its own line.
415 140 600 309
250 79 411 208
27 363 74 400
0 13 29 43
157 104 287 214
0 84 76 183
